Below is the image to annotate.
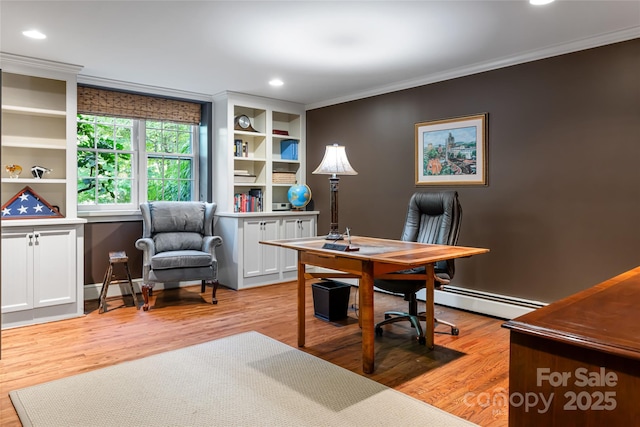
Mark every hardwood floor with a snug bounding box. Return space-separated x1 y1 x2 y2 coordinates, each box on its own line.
0 281 510 426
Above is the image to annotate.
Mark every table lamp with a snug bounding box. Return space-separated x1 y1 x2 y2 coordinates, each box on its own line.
312 143 358 240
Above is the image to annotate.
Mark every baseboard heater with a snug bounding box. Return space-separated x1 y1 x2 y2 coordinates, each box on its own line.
442 285 546 309
422 285 548 320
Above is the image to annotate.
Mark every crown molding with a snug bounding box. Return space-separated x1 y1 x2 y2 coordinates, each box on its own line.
305 27 640 111
0 52 82 77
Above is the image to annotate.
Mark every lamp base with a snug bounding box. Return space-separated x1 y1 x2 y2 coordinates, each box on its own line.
325 232 343 240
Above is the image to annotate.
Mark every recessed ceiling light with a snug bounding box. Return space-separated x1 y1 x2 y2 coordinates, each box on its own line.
530 0 555 5
269 79 284 87
23 29 47 39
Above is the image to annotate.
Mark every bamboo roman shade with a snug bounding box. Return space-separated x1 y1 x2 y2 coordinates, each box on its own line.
77 86 201 124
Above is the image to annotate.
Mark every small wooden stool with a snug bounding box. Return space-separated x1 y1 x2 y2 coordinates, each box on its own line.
99 251 140 313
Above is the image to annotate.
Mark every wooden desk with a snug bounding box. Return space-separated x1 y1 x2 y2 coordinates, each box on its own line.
503 266 640 426
261 236 489 373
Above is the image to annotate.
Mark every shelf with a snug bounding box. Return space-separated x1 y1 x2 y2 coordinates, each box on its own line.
2 136 67 150
234 130 266 138
1 217 87 228
234 183 265 187
2 178 66 184
2 105 66 118
273 159 300 164
234 157 267 162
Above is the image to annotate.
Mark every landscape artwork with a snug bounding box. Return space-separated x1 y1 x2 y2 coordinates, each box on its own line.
415 113 487 186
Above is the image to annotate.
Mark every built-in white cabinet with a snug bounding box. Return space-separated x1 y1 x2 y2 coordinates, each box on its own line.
243 218 280 277
1 226 76 312
1 53 86 329
215 212 317 290
282 216 315 272
212 92 317 290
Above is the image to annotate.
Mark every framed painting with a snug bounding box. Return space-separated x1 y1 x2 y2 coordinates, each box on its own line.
415 113 487 186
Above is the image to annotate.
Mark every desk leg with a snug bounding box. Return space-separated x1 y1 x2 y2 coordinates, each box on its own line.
297 255 306 347
361 260 375 374
425 263 435 350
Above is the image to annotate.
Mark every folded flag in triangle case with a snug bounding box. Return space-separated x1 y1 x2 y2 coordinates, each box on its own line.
1 186 64 219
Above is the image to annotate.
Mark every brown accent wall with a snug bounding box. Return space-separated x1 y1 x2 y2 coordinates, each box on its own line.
84 221 143 285
306 39 640 303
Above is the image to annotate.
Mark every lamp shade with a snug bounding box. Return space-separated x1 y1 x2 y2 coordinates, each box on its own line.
312 144 358 176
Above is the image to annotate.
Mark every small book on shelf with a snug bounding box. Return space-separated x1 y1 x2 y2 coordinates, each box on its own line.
234 189 263 212
234 139 243 157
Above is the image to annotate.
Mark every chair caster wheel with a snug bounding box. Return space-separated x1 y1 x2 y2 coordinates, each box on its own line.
418 336 426 345
451 327 459 336
375 327 383 337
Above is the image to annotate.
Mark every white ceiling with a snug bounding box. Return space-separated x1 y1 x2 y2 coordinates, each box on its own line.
1 1 639 109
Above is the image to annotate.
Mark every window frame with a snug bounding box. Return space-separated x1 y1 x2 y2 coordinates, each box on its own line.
77 115 199 216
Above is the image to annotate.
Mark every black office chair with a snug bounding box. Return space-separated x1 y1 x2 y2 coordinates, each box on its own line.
374 191 462 344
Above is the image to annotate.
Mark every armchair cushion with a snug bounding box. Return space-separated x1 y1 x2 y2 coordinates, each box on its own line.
151 250 213 270
154 232 203 253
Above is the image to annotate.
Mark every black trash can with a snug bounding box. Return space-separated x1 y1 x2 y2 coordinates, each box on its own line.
312 280 351 321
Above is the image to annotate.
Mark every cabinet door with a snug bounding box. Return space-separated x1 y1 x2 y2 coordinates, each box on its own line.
243 219 280 277
282 217 316 271
243 220 263 277
33 227 76 307
282 218 300 271
1 229 34 313
261 219 280 275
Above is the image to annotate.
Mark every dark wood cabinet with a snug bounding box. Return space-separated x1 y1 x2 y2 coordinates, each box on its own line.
503 266 640 426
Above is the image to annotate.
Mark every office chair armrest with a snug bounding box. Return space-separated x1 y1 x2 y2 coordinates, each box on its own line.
434 275 450 286
434 274 450 290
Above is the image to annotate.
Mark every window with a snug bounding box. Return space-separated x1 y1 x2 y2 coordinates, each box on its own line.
77 114 198 211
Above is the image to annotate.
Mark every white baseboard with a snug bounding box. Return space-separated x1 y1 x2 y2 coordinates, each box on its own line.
310 268 546 320
84 280 202 301
87 272 547 320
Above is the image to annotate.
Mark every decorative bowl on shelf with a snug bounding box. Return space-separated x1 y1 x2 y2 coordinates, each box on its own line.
287 184 312 210
5 164 23 178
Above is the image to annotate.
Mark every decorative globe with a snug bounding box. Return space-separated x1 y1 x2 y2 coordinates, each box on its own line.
287 184 312 210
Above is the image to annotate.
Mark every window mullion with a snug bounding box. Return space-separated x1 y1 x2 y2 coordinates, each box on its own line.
136 120 146 205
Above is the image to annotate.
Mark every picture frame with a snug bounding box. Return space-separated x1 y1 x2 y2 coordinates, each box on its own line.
415 113 487 186
1 186 64 219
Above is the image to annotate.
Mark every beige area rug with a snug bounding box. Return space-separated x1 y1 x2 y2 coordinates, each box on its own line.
10 331 477 426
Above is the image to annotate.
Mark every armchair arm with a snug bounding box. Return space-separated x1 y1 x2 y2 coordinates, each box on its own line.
202 235 223 257
135 237 156 267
